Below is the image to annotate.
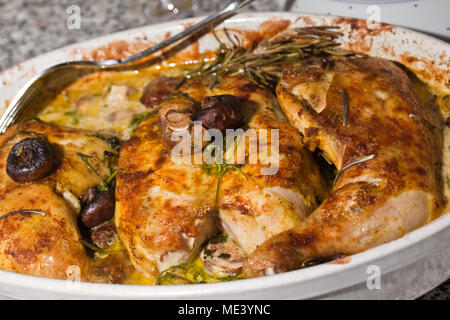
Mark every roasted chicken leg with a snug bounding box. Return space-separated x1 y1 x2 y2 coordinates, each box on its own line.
244 57 443 277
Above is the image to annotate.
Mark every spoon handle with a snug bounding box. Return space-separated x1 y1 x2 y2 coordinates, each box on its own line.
113 0 254 66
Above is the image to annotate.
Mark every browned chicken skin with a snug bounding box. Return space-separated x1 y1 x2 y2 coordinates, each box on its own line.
243 57 443 277
0 120 125 282
116 75 328 277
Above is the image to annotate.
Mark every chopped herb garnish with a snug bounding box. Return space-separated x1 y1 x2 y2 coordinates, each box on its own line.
218 253 231 259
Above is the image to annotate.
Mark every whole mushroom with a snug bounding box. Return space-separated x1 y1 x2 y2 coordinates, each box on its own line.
194 95 242 132
6 136 54 183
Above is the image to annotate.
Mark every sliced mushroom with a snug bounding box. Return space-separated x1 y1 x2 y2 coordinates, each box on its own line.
165 110 192 132
158 94 197 142
6 136 54 183
200 234 245 277
195 95 242 131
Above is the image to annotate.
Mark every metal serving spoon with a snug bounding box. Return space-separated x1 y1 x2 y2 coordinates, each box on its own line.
0 0 253 134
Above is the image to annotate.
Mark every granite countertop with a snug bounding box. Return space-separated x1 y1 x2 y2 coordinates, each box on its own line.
0 0 448 299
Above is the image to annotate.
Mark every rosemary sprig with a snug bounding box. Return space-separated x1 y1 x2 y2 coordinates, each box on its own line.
79 239 108 255
181 26 350 89
77 150 119 191
76 152 102 179
99 171 117 191
333 154 375 185
0 209 46 221
202 162 247 207
202 140 249 207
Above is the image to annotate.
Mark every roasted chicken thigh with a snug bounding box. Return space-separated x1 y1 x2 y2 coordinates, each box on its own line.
0 120 125 282
243 57 443 277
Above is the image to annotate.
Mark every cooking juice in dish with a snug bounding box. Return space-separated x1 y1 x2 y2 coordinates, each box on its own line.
29 57 449 285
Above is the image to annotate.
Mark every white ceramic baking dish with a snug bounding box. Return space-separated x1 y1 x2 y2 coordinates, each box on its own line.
0 12 448 300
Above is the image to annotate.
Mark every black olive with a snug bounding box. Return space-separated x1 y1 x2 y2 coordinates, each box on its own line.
6 136 54 183
195 95 242 131
80 187 115 228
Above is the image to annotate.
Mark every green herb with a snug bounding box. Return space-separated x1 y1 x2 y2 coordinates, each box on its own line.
79 238 125 258
202 142 248 207
180 26 351 89
79 239 108 255
202 162 247 207
99 171 117 191
77 148 119 192
76 152 102 178
129 112 156 133
155 262 243 285
64 111 80 125
218 253 231 259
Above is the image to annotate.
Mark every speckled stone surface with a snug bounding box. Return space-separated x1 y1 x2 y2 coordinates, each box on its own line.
0 0 448 299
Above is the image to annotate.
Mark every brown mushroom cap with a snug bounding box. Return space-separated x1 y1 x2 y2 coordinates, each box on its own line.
195 95 242 131
80 187 115 229
6 136 54 183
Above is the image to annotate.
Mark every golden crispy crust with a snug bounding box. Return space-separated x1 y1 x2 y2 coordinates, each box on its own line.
116 75 328 276
243 57 443 277
0 121 123 282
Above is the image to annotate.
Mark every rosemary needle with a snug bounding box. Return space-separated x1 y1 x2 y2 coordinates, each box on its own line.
333 154 375 185
0 209 46 221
